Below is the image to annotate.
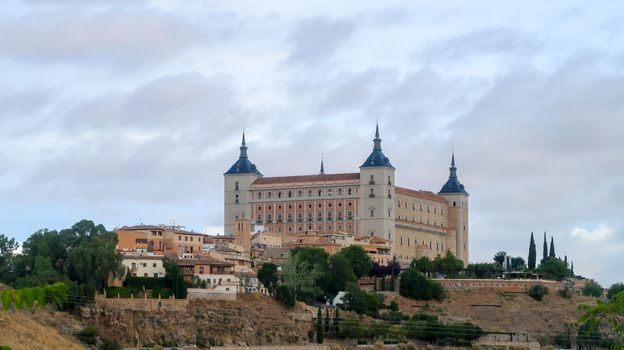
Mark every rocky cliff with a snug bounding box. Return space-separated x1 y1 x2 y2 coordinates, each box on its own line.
83 294 312 348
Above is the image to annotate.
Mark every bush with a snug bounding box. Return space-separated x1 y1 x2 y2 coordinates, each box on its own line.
1 290 12 310
344 288 383 317
124 276 167 290
399 268 444 301
76 326 99 345
338 318 366 339
22 288 35 309
558 285 573 299
99 337 122 350
528 284 548 301
378 310 408 323
275 285 295 307
607 283 624 299
368 322 392 339
582 281 603 297
0 346 12 350
403 317 482 345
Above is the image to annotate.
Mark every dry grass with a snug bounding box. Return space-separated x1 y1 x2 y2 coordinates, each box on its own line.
0 310 86 350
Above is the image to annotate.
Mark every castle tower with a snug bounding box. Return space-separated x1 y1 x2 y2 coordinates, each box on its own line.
437 152 469 265
234 215 252 257
224 132 262 236
358 123 396 247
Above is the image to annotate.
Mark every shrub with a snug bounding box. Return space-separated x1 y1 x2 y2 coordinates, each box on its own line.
344 289 383 317
275 285 295 307
582 281 603 297
558 285 573 299
22 288 35 310
0 346 13 350
378 310 408 323
607 282 624 299
99 337 122 350
368 322 392 339
124 276 167 290
76 326 99 345
399 268 444 301
338 318 366 339
1 290 12 310
34 287 46 307
403 315 482 345
528 284 548 301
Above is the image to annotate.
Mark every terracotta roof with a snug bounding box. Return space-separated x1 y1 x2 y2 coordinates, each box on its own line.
395 186 448 203
251 173 360 186
176 255 234 267
117 225 207 236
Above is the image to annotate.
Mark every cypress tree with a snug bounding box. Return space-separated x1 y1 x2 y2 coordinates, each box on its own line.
316 307 324 343
528 232 537 269
549 236 556 258
571 261 574 276
333 308 340 334
324 308 330 332
564 255 568 267
381 276 386 291
542 232 548 262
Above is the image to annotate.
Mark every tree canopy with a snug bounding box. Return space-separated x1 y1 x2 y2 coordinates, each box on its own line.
336 245 372 278
399 268 444 301
257 262 279 295
537 256 571 280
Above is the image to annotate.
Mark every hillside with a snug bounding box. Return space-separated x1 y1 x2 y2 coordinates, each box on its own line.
0 310 86 350
83 294 312 348
388 289 595 341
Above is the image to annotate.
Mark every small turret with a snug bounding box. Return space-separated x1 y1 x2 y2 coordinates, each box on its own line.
224 131 262 176
361 122 394 168
438 151 467 194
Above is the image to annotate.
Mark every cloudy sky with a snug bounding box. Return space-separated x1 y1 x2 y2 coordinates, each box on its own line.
1 0 622 286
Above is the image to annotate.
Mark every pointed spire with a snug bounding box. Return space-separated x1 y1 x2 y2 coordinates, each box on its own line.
320 153 325 175
239 130 248 158
373 122 382 150
449 151 457 178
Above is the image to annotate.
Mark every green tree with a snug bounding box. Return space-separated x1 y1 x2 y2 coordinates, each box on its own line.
537 257 570 280
336 245 373 278
582 280 604 298
327 254 356 297
343 287 383 317
607 283 624 300
542 232 548 262
66 221 124 296
282 254 323 302
466 262 501 278
549 236 556 258
493 251 506 266
257 263 279 295
275 285 295 307
578 291 624 350
316 307 324 343
0 234 19 283
510 257 526 270
399 268 444 301
163 257 187 299
324 308 330 332
411 256 432 273
432 251 464 275
528 232 537 269
14 256 64 288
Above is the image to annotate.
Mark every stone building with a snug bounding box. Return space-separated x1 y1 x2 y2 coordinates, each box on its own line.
224 124 469 266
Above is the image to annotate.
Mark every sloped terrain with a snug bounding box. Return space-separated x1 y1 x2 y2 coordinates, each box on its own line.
388 289 595 341
0 309 86 350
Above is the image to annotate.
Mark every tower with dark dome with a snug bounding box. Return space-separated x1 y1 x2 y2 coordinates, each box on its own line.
224 132 262 236
438 152 469 264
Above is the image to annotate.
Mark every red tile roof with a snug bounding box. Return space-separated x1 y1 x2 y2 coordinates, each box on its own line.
395 186 448 203
251 173 360 186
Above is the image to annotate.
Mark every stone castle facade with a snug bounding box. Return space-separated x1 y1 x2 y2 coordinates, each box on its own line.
224 125 469 266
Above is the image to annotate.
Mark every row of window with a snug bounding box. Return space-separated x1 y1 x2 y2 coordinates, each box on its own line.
257 202 354 211
398 238 444 251
256 211 354 223
253 187 356 199
397 201 444 215
264 223 354 233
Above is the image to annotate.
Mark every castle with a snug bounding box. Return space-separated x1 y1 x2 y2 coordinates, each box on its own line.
224 124 469 266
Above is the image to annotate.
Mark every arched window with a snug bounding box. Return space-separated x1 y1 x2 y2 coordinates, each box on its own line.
277 191 282 198
337 188 342 196
370 209 375 217
235 182 239 191
288 191 292 198
298 190 303 198
267 192 272 199
328 189 333 196
308 190 313 197
318 189 322 197
348 188 352 195
369 175 375 184
257 192 262 199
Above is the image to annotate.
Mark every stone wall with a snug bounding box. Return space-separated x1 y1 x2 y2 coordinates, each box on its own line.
435 279 564 293
95 294 189 312
211 346 327 350
187 288 237 301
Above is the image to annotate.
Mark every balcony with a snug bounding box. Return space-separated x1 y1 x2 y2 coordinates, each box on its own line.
369 181 375 185
369 194 375 198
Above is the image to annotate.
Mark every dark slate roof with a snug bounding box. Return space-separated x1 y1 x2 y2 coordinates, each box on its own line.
360 124 394 168
438 177 467 194
438 153 468 195
224 157 262 176
360 148 394 168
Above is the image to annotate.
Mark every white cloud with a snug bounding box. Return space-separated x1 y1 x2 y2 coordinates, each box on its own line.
570 224 615 241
